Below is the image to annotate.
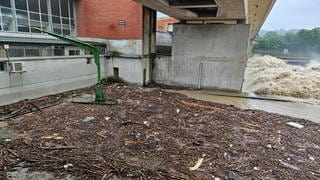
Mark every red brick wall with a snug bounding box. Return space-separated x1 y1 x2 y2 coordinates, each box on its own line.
76 0 143 39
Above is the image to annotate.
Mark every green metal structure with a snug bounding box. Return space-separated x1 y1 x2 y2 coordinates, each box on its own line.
33 27 105 102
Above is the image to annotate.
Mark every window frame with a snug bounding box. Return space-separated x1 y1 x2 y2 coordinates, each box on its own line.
0 0 76 35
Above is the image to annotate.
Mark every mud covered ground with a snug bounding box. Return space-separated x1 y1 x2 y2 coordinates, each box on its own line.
0 84 320 179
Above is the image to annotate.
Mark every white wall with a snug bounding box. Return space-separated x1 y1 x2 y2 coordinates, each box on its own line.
105 39 147 85
0 55 148 105
0 56 106 106
106 57 144 85
105 38 153 85
0 35 153 105
107 40 142 55
170 24 250 91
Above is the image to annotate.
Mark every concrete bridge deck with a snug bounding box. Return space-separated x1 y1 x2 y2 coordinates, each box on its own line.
134 0 276 40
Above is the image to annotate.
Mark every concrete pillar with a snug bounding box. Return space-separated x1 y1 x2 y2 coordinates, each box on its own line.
142 6 156 86
169 24 250 91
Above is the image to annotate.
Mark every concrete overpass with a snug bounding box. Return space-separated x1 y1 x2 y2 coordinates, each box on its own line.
135 0 275 40
135 0 276 91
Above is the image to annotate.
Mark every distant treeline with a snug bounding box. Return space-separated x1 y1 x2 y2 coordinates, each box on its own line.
254 28 320 57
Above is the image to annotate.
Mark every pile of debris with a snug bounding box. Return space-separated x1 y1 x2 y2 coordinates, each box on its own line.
1 85 320 179
0 87 95 120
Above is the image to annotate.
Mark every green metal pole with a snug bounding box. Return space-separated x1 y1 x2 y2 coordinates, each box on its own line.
33 27 105 102
93 51 105 102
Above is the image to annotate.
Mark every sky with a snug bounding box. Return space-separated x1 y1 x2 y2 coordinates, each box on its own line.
262 0 320 30
158 0 320 31
157 12 167 18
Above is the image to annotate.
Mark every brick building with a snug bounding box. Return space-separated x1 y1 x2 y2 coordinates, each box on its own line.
0 0 157 105
76 0 143 39
0 0 149 58
156 17 179 32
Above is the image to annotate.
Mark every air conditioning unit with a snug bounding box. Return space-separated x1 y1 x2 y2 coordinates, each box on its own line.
9 62 25 73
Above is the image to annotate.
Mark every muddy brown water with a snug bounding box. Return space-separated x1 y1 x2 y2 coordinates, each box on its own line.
0 128 17 139
169 90 320 123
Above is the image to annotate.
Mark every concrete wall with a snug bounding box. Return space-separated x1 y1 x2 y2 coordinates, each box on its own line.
104 39 147 85
154 24 250 91
107 40 142 55
156 32 172 47
106 57 144 85
153 55 171 84
0 56 107 106
0 54 151 105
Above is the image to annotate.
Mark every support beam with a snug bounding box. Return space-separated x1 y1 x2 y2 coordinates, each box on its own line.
186 19 237 25
134 0 246 20
215 0 246 19
172 4 218 9
133 0 198 19
133 0 276 38
247 0 276 40
171 2 218 9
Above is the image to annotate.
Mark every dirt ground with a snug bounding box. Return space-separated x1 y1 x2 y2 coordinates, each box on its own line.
1 84 320 179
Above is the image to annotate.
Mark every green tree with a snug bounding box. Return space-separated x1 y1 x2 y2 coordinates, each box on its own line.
254 28 320 57
254 32 283 52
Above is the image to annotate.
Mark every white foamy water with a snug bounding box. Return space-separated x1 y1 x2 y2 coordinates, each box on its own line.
308 59 320 72
243 55 320 105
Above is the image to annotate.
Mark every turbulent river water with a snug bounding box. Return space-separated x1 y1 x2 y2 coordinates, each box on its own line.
173 90 320 123
243 55 320 105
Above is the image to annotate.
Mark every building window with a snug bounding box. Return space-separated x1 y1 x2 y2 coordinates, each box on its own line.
0 0 11 7
0 61 6 71
51 0 61 34
0 0 15 31
0 0 76 35
40 0 50 30
167 24 173 32
8 48 25 57
1 44 110 58
25 48 40 56
15 0 30 32
60 0 70 35
28 0 41 33
69 49 80 56
54 46 64 56
6 45 55 57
